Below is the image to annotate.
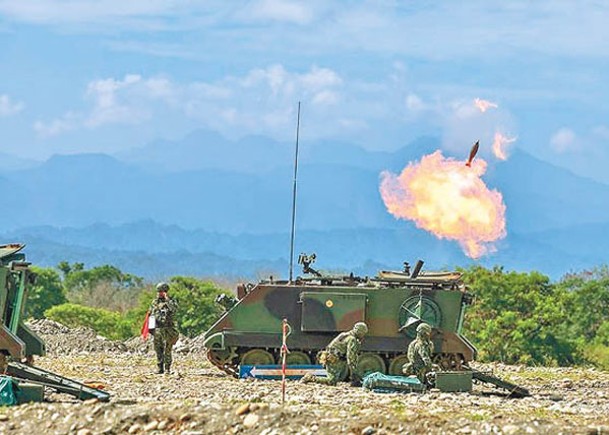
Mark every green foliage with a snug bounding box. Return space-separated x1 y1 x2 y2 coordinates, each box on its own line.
28 261 227 340
129 276 226 338
45 303 133 340
171 276 226 337
25 267 67 319
462 266 575 365
555 267 609 368
582 320 609 369
557 267 609 341
62 263 142 293
60 263 144 312
25 258 609 369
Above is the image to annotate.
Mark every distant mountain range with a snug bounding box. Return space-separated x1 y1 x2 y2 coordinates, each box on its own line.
1 220 605 281
1 130 608 280
0 152 39 172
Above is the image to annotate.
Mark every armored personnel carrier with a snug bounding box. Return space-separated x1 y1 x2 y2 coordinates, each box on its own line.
204 254 476 379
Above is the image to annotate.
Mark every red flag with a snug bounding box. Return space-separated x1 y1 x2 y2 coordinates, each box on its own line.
141 311 150 340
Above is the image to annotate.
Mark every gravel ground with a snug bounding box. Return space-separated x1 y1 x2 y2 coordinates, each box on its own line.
3 321 607 434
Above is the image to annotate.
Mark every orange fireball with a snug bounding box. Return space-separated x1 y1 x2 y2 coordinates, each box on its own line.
380 151 506 258
473 98 498 113
492 132 517 161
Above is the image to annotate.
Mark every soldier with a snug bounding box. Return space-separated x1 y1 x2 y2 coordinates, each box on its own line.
402 322 435 383
302 321 368 386
149 282 179 374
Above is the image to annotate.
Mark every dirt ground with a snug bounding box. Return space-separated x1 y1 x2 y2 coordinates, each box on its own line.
2 322 609 434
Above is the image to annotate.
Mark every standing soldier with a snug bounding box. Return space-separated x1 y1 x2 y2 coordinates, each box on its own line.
402 322 434 383
302 321 368 386
149 282 179 374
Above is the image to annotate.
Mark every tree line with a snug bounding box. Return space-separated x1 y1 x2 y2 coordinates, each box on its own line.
27 262 609 368
28 262 225 341
462 265 609 369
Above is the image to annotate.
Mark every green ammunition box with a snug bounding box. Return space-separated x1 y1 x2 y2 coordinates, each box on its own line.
15 382 44 404
435 371 473 392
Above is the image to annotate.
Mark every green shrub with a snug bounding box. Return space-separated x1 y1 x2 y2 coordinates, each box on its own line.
45 303 133 340
26 267 67 319
128 276 226 338
462 266 575 365
59 262 144 312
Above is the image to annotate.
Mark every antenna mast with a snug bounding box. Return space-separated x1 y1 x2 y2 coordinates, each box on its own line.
288 102 301 283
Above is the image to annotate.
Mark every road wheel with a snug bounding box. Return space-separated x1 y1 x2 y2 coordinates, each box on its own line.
285 351 311 365
240 349 275 366
388 354 409 376
357 353 386 377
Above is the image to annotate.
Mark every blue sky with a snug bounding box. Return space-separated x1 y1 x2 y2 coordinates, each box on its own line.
1 1 608 182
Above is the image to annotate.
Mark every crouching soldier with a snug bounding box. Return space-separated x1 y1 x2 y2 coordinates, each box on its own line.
302 321 368 386
150 282 179 374
402 322 435 383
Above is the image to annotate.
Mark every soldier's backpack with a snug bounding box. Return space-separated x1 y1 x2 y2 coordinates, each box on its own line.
362 372 425 393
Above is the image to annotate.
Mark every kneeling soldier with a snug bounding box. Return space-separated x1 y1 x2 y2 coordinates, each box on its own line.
402 322 434 383
302 321 368 386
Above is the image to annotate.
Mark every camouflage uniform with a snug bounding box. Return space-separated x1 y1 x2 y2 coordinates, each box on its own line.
402 323 434 383
303 322 368 386
150 283 179 374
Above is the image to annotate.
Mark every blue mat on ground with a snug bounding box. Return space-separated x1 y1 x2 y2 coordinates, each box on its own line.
239 365 327 380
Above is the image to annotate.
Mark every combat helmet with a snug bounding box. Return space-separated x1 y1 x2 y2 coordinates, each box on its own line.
352 321 368 337
416 322 432 336
156 282 170 292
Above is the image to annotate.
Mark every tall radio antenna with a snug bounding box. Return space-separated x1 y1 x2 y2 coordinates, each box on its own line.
288 102 301 283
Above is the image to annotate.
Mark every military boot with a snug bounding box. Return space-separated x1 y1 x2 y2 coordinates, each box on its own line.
164 364 171 375
157 363 164 374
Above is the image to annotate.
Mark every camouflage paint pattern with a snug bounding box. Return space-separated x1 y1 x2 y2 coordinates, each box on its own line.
204 271 476 376
154 327 179 369
403 334 434 382
150 294 179 370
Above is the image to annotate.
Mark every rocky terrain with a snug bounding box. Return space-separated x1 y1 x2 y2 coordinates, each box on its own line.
1 320 607 434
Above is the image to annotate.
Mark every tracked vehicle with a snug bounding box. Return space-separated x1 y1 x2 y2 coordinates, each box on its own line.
204 255 477 378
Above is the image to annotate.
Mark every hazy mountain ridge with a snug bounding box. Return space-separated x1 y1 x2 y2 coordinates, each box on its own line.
0 131 607 279
3 132 609 233
2 220 602 280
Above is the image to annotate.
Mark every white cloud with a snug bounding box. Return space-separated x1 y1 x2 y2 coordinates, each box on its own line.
0 1 188 29
84 74 148 127
300 66 342 89
438 98 517 157
34 65 344 138
188 64 343 134
550 128 578 153
312 90 339 105
190 83 232 100
4 1 609 64
451 100 480 120
405 94 424 113
0 94 24 116
35 74 179 135
104 40 196 59
34 112 79 137
239 0 313 24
